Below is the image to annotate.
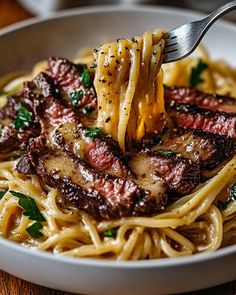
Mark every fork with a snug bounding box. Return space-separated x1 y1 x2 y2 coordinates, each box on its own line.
164 1 236 63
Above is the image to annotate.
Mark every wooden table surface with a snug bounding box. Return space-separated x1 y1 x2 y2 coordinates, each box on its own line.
0 0 236 294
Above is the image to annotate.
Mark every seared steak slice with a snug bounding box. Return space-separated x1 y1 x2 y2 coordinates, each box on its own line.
0 72 62 154
16 154 35 175
0 96 20 124
24 72 79 131
168 102 236 139
33 72 61 100
156 129 235 170
165 86 236 113
0 126 38 153
28 135 167 220
0 94 40 153
130 151 200 196
47 57 97 113
23 72 61 102
53 122 132 179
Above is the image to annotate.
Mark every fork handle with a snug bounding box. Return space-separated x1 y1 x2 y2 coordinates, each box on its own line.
201 1 236 32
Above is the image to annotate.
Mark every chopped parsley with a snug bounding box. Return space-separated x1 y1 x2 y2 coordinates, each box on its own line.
10 191 46 222
190 59 208 87
217 182 236 210
104 229 117 238
81 69 94 88
157 149 177 156
0 125 3 136
13 105 33 130
0 190 7 200
26 222 43 239
229 182 236 201
70 90 83 107
85 127 101 138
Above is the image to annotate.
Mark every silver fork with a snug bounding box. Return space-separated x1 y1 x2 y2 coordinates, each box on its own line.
164 1 236 63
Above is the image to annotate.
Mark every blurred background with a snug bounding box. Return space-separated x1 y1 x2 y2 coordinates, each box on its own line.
1 0 236 29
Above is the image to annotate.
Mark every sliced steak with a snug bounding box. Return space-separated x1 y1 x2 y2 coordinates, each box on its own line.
47 57 97 113
165 86 236 113
28 135 167 220
16 154 35 175
53 122 131 179
25 72 79 132
156 129 235 170
168 102 236 140
0 126 39 153
0 72 61 154
0 94 40 153
130 151 200 196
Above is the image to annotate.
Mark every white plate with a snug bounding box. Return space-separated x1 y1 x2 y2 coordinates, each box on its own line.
0 5 236 295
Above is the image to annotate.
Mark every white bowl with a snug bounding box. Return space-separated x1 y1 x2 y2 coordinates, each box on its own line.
0 5 236 295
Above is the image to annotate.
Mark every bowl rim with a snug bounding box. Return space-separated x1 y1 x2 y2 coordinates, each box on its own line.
0 4 236 268
1 235 236 268
1 4 236 37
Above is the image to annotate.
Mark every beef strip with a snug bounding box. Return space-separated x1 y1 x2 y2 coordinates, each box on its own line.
0 94 40 153
53 122 132 179
28 135 167 220
168 102 236 139
155 129 235 170
0 126 39 153
26 72 79 129
16 154 35 175
165 86 236 113
47 57 97 113
130 151 200 196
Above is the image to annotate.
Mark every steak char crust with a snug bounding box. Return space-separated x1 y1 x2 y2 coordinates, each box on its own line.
165 86 236 113
168 102 236 139
157 129 235 170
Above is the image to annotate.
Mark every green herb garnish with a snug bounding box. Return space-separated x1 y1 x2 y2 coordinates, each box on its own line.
104 229 117 238
85 127 101 138
190 59 208 87
13 105 33 130
157 149 177 156
81 69 94 88
0 125 3 136
26 222 43 239
10 191 45 222
229 182 236 201
70 90 83 107
84 106 94 115
0 190 7 200
218 182 236 210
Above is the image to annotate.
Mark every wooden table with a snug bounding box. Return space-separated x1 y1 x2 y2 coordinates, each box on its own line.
0 0 236 294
